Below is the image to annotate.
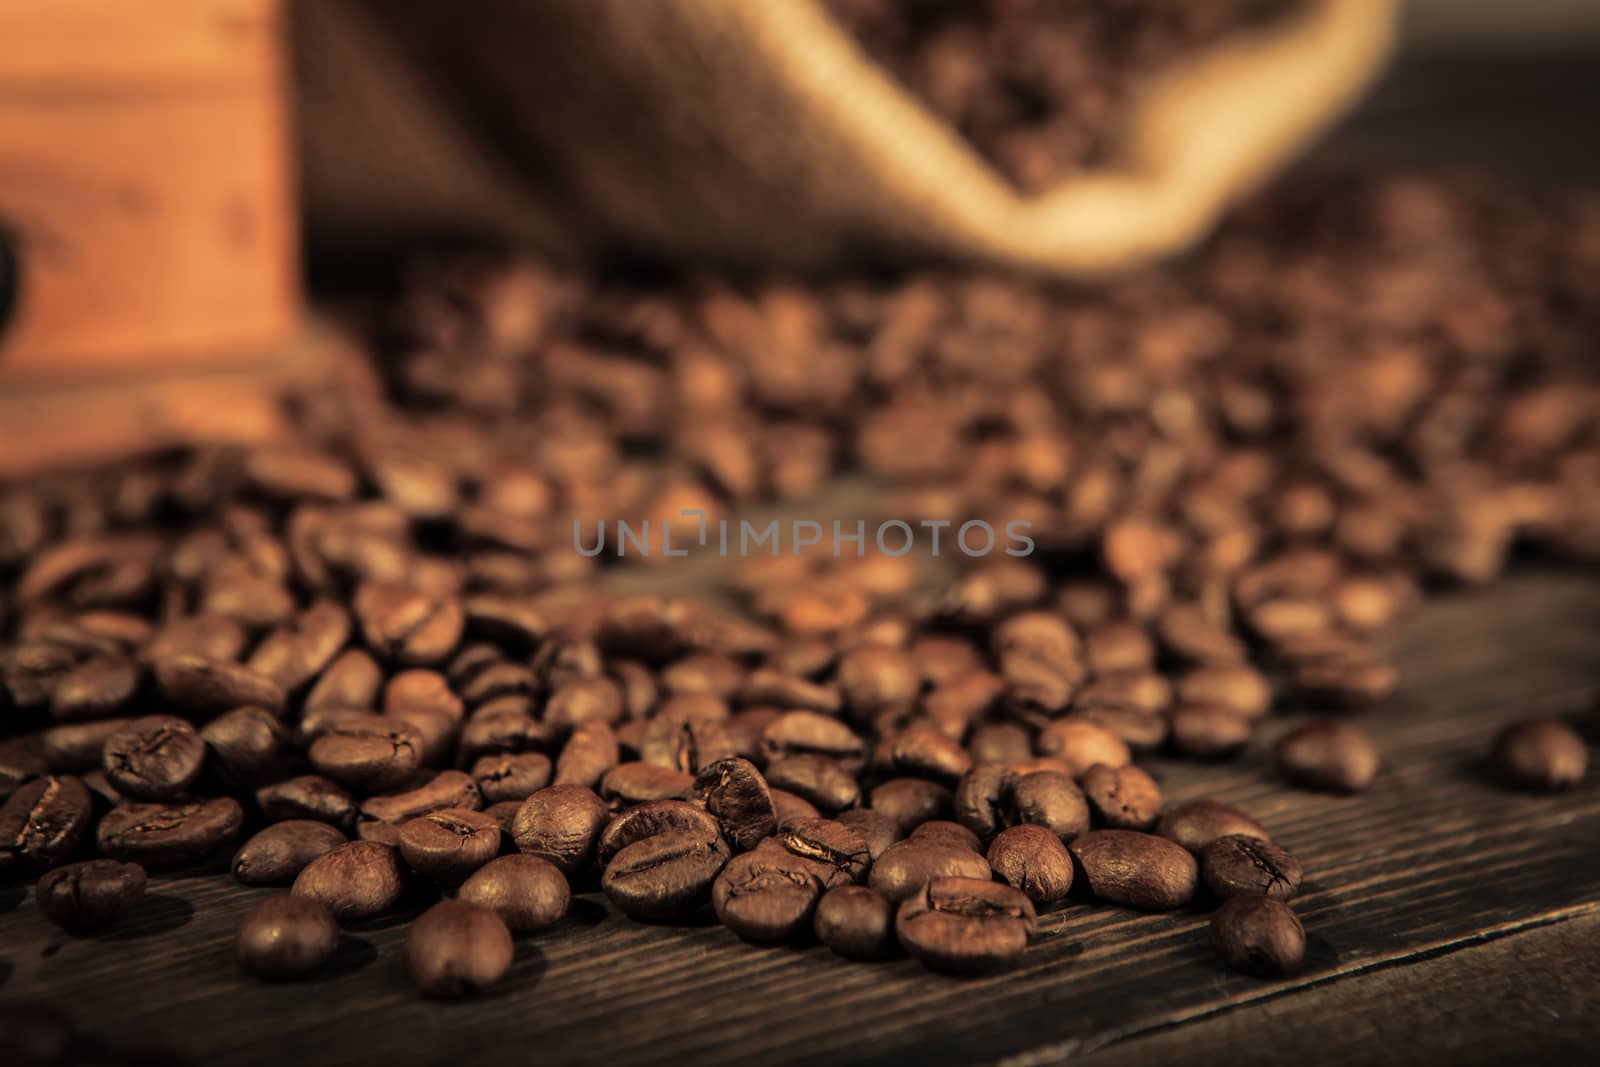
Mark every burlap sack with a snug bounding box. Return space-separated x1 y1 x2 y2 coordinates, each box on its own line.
295 0 1397 277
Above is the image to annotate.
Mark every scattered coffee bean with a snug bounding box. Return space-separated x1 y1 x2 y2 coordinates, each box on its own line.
471 751 553 804
1210 895 1306 977
835 808 902 861
780 817 872 886
101 716 206 800
0 775 93 871
1169 704 1252 760
867 839 990 903
1492 719 1588 791
1155 799 1270 853
1069 830 1198 910
152 654 285 718
814 884 898 960
236 894 341 979
1275 722 1380 793
896 876 1036 973
405 899 514 998
512 786 610 874
598 799 723 865
987 824 1073 908
1201 834 1304 900
602 829 730 921
398 808 501 882
233 820 349 885
907 820 981 853
308 715 424 792
868 777 953 834
292 840 406 921
713 849 822 942
35 859 147 932
1079 763 1163 831
257 774 358 831
692 757 777 851
458 854 571 933
97 797 244 867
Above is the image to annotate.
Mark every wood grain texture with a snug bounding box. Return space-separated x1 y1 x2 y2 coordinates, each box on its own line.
1 569 1596 1066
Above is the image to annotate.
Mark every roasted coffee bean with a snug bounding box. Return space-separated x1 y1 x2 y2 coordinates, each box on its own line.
1036 719 1131 776
308 715 424 792
1074 671 1171 715
599 761 695 810
40 719 134 772
233 820 348 885
0 740 48 801
483 800 523 835
385 668 465 721
152 654 285 717
814 884 898 960
602 829 730 921
472 751 553 804
1169 703 1252 759
512 785 611 874
355 583 464 666
49 654 140 721
1202 834 1304 900
738 669 842 715
638 712 735 774
908 820 981 853
305 649 383 712
780 817 871 886
1067 706 1169 752
1210 896 1306 977
236 894 341 979
1069 830 1198 910
555 722 621 788
836 808 902 861
966 722 1032 765
692 757 777 851
1079 763 1163 831
868 777 952 834
598 799 723 865
145 613 248 664
867 839 990 903
97 796 244 867
770 788 822 829
1177 665 1272 720
835 645 921 715
398 808 501 881
101 715 206 800
544 676 626 733
0 775 93 871
455 705 550 767
462 594 548 654
986 823 1073 908
405 899 514 998
1010 770 1091 842
459 854 571 933
386 704 457 768
358 770 483 827
292 840 405 921
1492 719 1588 791
248 600 350 693
878 726 972 784
35 859 147 932
1155 799 1270 853
712 849 822 942
1275 722 1380 793
896 876 1036 973
200 707 286 789
761 710 865 767
764 754 859 813
1084 623 1156 676
257 774 358 831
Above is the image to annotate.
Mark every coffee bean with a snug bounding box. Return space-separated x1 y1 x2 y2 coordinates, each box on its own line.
292 840 406 921
896 876 1036 973
877 726 972 785
455 704 550 767
987 823 1073 908
398 808 501 881
49 654 140 721
458 854 570 933
907 820 981 853
867 839 990 903
145 613 248 664
554 722 621 788
1010 770 1091 842
0 775 93 870
764 755 859 813
40 718 134 772
1210 895 1306 977
966 722 1032 765
97 796 244 867
483 800 523 835
236 894 341 979
0 740 47 801
692 757 777 850
1275 722 1379 793
712 849 822 942
1201 834 1304 900
738 669 842 715
1067 706 1169 752
35 859 147 932
599 761 695 810
233 820 348 885
406 899 514 998
814 884 898 960
1155 799 1270 853
512 785 611 874
868 777 953 834
1036 720 1131 776
638 711 735 774
760 710 865 767
770 788 821 829
598 799 723 865
835 645 921 715
780 817 871 886
544 676 626 733
356 583 464 666
248 600 350 693
152 654 285 717
101 715 206 800
358 770 483 828
308 715 424 792
1169 703 1252 760
1177 665 1272 720
200 707 287 789
835 807 903 862
1079 763 1163 831
1069 829 1198 910
1084 622 1155 676
1492 719 1588 790
602 829 730 921
257 774 358 831
472 751 553 804
305 649 384 712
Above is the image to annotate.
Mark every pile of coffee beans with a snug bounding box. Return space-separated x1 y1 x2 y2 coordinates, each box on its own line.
822 0 1302 192
1 173 1596 993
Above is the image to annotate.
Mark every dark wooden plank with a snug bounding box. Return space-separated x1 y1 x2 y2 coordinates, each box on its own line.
2 568 1597 1066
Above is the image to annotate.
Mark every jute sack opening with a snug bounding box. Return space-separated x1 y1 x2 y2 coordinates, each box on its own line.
296 0 1398 277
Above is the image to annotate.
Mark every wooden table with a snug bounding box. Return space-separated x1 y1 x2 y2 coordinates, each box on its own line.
3 568 1597 1066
